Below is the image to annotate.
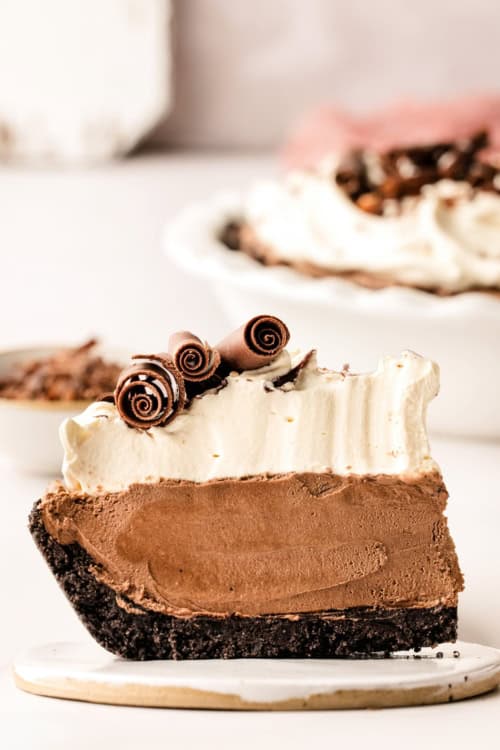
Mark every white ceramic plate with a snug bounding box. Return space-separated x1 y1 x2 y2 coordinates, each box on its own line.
164 193 500 438
13 640 500 710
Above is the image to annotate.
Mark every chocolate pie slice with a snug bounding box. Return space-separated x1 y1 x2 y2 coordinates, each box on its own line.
30 316 463 659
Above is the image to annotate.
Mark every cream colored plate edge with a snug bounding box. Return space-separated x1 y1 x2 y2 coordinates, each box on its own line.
13 641 500 711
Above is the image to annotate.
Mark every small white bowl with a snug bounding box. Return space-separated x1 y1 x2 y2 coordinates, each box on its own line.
0 346 120 476
165 192 500 439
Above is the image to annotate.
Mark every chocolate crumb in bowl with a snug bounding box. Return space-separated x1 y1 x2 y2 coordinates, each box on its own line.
0 340 122 402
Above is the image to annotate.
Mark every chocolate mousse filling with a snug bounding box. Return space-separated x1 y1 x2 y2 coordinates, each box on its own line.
31 472 463 659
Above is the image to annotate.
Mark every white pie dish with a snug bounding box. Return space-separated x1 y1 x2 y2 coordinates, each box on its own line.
164 191 500 439
0 346 126 476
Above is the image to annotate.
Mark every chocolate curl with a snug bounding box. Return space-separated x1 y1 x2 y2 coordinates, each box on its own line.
114 353 186 430
168 331 220 383
217 315 290 371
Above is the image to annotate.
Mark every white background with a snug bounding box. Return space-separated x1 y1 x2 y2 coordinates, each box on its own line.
157 0 500 148
1 154 499 747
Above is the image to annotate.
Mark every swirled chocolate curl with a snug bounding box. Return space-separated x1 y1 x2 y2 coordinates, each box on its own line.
168 331 221 383
114 354 186 430
217 315 290 371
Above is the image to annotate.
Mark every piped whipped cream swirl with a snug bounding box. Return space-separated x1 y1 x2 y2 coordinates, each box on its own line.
244 163 500 293
61 350 439 494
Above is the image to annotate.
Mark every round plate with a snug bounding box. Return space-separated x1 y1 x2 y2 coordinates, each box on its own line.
13 640 500 710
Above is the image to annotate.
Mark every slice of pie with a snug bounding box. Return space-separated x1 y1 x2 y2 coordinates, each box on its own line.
30 315 463 659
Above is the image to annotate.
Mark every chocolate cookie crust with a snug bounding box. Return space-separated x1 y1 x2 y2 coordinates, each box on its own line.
29 503 457 660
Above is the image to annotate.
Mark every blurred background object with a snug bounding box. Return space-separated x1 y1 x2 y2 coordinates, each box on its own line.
0 0 170 163
3 0 500 163
282 96 500 169
1 0 500 399
0 341 124 473
154 0 500 150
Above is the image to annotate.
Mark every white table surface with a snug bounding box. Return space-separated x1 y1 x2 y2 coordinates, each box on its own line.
0 153 499 748
0 151 277 352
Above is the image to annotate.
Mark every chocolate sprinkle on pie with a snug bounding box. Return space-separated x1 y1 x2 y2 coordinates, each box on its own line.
335 130 499 215
269 350 316 389
168 331 221 383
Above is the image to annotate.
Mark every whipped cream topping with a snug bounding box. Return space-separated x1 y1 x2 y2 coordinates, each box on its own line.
244 164 500 293
61 350 439 494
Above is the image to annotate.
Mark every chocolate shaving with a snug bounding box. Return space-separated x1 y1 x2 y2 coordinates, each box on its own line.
114 353 186 430
217 315 290 371
185 374 229 404
335 129 499 215
168 331 220 383
219 221 241 251
98 392 115 403
270 350 315 389
0 339 121 401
